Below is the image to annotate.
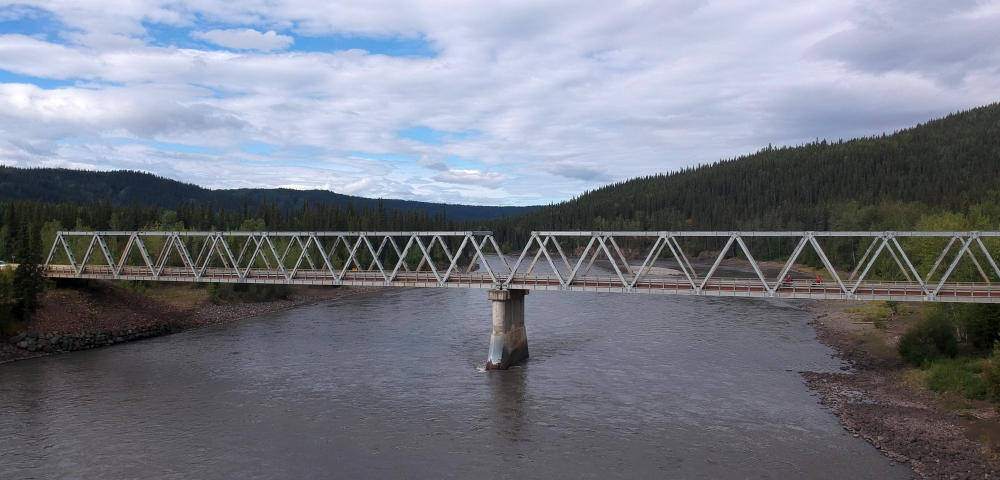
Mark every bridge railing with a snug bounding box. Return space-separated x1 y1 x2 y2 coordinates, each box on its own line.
42 230 1000 302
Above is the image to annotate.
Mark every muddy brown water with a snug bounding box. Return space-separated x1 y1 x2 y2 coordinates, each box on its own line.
0 288 910 479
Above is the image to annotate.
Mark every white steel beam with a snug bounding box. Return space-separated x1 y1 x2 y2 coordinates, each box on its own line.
40 230 1000 303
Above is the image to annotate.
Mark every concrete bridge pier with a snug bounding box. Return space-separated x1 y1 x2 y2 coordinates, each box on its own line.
486 289 529 370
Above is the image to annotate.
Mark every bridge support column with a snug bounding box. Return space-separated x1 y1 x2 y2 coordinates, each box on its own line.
486 289 529 370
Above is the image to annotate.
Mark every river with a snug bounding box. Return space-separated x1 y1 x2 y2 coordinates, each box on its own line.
0 288 910 479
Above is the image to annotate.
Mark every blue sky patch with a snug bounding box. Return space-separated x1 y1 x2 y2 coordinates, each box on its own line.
241 142 279 155
142 22 223 50
0 5 71 42
442 155 490 169
292 34 436 57
0 69 73 89
284 145 324 157
397 126 481 145
350 152 418 162
140 20 436 57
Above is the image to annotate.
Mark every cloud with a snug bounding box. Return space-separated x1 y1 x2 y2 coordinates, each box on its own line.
432 169 505 187
808 1 1000 85
191 29 294 51
542 161 612 182
0 1 998 205
417 155 449 171
341 177 375 194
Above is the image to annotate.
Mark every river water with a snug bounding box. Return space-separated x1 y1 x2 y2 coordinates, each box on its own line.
0 288 910 479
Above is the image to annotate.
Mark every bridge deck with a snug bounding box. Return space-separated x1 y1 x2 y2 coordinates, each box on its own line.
44 265 1000 302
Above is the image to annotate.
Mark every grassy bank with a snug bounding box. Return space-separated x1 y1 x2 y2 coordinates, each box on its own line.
841 299 1000 418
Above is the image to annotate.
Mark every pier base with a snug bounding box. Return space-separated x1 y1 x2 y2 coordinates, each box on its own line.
485 289 529 370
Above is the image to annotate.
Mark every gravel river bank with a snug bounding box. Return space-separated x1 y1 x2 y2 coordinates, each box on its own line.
1 283 386 363
803 300 1000 479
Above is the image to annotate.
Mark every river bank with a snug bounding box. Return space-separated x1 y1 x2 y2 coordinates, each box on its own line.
803 299 1000 479
1 283 388 364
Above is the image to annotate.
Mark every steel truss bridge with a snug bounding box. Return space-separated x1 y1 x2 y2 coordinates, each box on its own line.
42 230 1000 303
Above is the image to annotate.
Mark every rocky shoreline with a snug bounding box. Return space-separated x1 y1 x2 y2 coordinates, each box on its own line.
8 325 177 354
803 300 999 479
1 285 388 364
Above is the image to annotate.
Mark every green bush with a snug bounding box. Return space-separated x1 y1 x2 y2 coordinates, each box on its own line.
0 310 20 336
898 309 959 366
113 280 148 295
12 262 45 320
984 342 1000 402
925 358 988 400
241 284 291 302
954 304 1000 350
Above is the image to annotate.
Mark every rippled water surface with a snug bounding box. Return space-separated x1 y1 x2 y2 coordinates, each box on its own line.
1 289 910 479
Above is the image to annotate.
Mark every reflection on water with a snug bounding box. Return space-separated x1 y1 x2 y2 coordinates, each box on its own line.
487 362 528 442
0 288 909 479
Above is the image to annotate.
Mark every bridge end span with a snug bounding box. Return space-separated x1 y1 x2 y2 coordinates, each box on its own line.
485 289 529 370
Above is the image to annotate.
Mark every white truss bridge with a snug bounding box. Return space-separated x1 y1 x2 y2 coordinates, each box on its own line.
43 230 1000 303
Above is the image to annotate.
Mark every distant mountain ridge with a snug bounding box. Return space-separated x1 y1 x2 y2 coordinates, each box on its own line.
489 101 1000 238
0 167 540 222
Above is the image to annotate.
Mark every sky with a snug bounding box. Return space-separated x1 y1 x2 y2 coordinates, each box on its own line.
0 1 998 206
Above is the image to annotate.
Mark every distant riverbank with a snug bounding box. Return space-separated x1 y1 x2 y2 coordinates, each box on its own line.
1 283 387 364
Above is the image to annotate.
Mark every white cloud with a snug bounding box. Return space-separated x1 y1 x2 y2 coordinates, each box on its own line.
0 1 997 205
191 29 294 51
341 177 375 194
432 169 506 187
542 161 612 182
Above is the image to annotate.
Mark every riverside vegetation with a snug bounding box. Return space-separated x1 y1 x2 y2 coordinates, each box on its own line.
897 303 1000 408
841 299 1000 410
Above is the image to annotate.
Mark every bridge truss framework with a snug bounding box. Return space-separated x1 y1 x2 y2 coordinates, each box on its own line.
43 230 1000 303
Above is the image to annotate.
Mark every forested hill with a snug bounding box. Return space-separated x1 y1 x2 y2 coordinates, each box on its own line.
0 167 538 222
490 102 1000 238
